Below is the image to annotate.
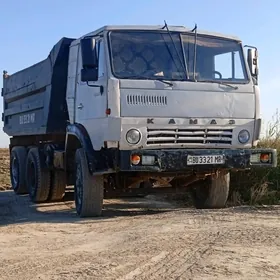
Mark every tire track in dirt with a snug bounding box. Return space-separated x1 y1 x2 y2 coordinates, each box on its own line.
116 230 222 280
118 251 169 280
164 231 227 279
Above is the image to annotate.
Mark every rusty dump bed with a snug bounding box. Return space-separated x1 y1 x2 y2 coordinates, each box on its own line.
2 37 75 137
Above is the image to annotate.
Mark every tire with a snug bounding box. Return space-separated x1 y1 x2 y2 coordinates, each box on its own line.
74 148 104 217
192 172 230 209
26 147 51 203
49 170 67 201
10 146 28 194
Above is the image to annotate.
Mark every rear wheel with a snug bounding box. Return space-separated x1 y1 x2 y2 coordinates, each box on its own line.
26 147 51 202
74 148 104 217
192 172 230 209
10 146 28 194
48 170 67 201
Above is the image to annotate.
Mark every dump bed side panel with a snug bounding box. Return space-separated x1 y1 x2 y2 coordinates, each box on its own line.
2 37 75 137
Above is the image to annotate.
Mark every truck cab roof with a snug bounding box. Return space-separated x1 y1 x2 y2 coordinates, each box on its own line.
79 25 241 42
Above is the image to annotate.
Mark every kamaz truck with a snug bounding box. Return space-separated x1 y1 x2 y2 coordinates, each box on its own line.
2 24 277 217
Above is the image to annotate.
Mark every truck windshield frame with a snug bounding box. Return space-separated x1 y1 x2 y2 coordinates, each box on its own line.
107 30 249 84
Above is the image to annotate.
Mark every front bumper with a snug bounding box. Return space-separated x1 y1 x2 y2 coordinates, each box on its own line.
119 148 277 172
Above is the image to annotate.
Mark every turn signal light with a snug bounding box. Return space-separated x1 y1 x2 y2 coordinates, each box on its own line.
260 153 270 163
131 155 141 165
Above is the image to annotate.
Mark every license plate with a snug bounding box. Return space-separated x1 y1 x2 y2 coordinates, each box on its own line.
187 155 225 165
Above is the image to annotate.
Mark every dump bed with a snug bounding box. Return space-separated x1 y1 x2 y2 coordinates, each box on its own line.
2 37 75 137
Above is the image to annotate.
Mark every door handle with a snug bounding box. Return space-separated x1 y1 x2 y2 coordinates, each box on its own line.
77 103 84 109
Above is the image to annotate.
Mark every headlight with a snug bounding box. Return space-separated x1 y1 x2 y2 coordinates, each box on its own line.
238 129 250 144
126 129 141 144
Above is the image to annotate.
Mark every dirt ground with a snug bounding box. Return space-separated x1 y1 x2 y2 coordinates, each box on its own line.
1 148 280 279
1 190 280 280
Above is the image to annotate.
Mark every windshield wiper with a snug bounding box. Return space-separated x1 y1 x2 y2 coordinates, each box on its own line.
125 75 174 86
162 21 189 80
199 80 239 90
191 24 198 82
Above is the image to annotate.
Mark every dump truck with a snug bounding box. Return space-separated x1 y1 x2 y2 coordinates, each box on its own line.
2 24 277 217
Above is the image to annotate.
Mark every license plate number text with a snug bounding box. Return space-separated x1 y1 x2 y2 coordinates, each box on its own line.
187 155 225 165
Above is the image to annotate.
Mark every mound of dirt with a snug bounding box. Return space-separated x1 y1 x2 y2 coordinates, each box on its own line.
0 148 10 190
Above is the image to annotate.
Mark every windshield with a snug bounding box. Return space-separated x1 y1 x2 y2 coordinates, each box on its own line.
108 31 249 83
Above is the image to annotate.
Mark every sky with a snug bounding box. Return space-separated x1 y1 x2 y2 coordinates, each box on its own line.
0 0 279 147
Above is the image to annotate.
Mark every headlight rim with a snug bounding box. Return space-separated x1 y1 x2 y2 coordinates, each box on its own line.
126 128 141 145
238 129 250 144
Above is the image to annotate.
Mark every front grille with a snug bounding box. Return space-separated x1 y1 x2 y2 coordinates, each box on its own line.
147 128 233 146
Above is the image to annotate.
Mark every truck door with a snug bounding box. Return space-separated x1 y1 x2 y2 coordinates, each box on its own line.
75 38 107 123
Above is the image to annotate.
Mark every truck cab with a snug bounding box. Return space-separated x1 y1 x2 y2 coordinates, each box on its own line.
3 24 277 218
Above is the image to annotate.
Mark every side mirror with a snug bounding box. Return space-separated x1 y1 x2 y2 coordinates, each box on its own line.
80 37 98 69
81 68 98 82
247 48 259 79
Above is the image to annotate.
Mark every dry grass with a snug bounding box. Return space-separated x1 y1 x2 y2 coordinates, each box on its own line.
0 148 10 191
229 111 280 205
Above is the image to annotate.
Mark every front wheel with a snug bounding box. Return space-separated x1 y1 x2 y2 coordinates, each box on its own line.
74 148 104 217
192 172 230 209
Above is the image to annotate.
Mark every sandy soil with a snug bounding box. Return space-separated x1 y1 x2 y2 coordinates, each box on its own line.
0 148 10 191
1 190 280 280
